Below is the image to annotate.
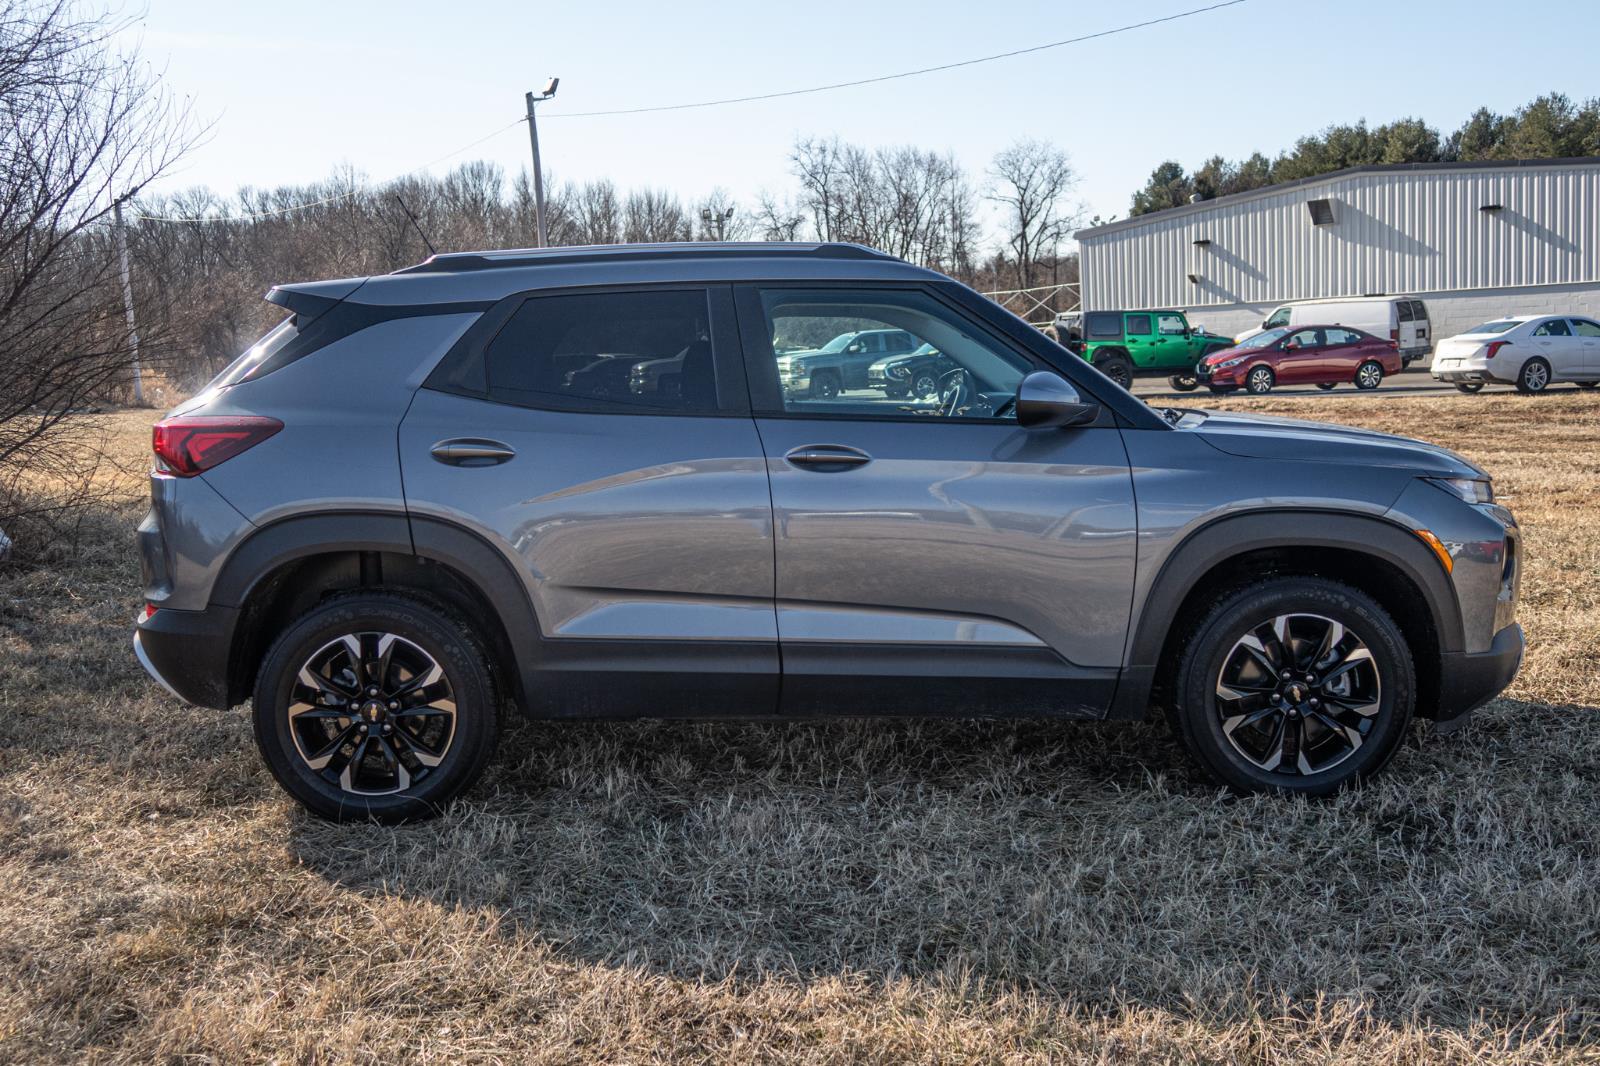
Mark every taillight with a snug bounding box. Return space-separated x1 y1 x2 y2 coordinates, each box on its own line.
1485 341 1511 360
152 415 282 477
1390 328 1399 342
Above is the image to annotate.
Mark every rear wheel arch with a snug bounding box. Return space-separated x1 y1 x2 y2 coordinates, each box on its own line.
215 513 537 711
1121 511 1460 721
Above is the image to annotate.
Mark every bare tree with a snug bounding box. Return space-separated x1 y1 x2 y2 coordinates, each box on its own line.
753 191 805 241
0 0 201 544
988 139 1078 290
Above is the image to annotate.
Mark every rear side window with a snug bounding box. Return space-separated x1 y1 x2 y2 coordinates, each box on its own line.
1085 312 1123 338
1572 319 1600 337
483 290 719 413
208 317 300 390
1325 328 1363 344
1125 314 1152 336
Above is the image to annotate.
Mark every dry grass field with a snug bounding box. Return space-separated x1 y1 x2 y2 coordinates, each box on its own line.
1 392 1597 1063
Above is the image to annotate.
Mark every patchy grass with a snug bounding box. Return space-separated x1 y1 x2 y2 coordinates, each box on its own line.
1 394 1596 1063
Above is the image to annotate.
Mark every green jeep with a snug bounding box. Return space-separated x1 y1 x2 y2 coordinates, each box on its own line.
1071 310 1234 391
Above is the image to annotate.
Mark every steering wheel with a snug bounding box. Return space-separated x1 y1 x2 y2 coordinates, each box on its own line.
938 367 973 417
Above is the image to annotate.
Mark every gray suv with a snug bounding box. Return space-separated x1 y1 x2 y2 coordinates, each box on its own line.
134 243 1524 821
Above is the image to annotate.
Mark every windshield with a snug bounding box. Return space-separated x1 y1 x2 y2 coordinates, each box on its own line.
1464 319 1523 335
1238 327 1289 349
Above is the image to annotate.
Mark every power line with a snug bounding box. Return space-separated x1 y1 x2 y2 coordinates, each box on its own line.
129 0 1249 223
543 0 1249 119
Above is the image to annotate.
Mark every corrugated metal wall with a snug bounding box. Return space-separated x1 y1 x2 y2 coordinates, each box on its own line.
1078 162 1600 310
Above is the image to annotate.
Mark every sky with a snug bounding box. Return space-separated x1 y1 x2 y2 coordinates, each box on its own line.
124 0 1596 238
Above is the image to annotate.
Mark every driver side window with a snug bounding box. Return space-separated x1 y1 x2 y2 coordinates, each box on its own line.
754 288 1032 420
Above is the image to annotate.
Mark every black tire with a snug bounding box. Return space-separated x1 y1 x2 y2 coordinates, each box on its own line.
1514 358 1550 394
912 370 940 398
1167 373 1200 392
1454 382 1485 394
1094 351 1133 389
810 371 841 400
1207 385 1237 395
1316 382 1337 391
1171 577 1415 795
252 592 499 823
1246 365 1275 394
1354 360 1384 390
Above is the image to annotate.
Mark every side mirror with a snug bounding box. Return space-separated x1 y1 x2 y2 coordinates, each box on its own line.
1262 320 1271 329
1283 340 1300 351
1017 370 1100 429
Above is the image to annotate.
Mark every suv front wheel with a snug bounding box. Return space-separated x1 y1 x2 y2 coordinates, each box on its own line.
252 592 499 822
1171 577 1414 795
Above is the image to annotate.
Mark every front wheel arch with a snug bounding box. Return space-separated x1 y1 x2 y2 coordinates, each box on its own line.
1115 511 1457 722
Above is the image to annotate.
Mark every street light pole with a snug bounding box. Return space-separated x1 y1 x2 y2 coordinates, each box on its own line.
700 205 735 241
524 77 559 247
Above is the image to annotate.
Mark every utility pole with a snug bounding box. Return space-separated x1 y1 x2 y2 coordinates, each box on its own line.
112 198 144 406
524 77 559 247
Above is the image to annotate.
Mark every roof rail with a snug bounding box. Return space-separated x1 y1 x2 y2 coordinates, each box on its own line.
393 241 899 275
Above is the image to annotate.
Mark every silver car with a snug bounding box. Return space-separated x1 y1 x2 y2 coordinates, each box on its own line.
134 243 1524 821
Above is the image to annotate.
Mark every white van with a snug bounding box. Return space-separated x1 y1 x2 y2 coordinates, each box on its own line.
1240 296 1432 366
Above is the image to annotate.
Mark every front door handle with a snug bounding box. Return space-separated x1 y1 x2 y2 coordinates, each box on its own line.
784 444 871 471
430 438 516 466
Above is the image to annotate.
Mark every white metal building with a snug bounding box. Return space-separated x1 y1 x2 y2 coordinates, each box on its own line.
1075 158 1600 343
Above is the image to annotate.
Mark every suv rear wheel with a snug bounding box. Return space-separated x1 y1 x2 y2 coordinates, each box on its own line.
1171 577 1414 795
1094 351 1133 388
252 592 498 822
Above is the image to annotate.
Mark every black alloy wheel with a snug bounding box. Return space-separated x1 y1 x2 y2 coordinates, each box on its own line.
1171 577 1414 795
253 593 498 822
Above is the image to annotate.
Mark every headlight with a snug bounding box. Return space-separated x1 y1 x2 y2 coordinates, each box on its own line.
1424 476 1493 504
1217 356 1247 369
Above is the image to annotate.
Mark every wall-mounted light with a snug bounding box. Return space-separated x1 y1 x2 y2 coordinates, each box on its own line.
1187 272 1201 284
1192 237 1212 247
1480 203 1504 213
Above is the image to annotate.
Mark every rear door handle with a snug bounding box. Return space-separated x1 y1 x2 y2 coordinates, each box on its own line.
784 444 871 471
430 438 516 466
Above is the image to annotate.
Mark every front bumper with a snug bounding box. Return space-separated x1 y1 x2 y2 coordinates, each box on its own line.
133 602 241 709
1436 622 1524 720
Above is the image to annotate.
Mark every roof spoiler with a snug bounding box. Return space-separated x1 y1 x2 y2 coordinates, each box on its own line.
265 276 368 323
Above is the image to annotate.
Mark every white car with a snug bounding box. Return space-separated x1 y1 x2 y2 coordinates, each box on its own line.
1430 314 1600 394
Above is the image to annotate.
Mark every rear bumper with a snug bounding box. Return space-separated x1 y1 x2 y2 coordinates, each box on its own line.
132 603 240 710
1435 622 1524 721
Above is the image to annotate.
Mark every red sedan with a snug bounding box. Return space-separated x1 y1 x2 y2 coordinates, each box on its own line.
1197 325 1403 394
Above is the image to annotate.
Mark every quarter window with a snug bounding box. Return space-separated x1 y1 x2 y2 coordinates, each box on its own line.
1085 312 1123 338
756 288 1031 420
481 290 720 413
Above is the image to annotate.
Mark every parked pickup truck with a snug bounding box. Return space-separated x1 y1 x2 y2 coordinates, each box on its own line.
775 328 919 399
1070 310 1234 390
